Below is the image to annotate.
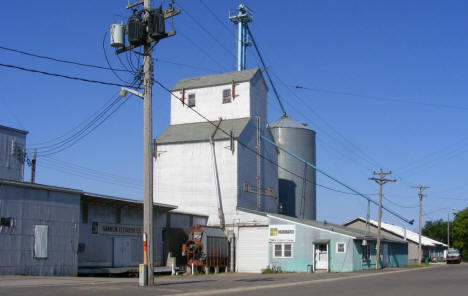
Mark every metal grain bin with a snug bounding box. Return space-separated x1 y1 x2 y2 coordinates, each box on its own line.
269 116 316 220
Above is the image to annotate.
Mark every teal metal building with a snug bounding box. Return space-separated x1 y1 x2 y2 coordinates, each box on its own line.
267 214 408 272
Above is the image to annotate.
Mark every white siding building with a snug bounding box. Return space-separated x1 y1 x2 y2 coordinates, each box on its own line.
154 68 279 226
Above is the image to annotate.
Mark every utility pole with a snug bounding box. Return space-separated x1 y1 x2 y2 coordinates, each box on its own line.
113 1 179 286
256 115 261 211
30 148 37 183
412 185 430 264
369 169 396 269
447 208 456 249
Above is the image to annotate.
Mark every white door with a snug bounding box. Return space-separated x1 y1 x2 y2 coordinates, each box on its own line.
237 227 268 273
315 244 328 270
113 237 132 267
382 243 388 267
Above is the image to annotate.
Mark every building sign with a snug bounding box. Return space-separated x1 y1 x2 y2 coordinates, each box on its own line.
92 222 142 236
269 224 295 243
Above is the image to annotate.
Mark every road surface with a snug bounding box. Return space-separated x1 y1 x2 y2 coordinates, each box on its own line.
0 264 466 296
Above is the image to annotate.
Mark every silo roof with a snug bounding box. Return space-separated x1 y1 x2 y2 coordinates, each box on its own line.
269 116 314 131
170 68 264 91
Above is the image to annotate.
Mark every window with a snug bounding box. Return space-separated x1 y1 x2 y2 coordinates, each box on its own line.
274 244 282 257
222 89 231 104
362 244 370 260
34 225 48 259
1 217 12 227
273 243 293 258
336 242 346 253
187 93 195 107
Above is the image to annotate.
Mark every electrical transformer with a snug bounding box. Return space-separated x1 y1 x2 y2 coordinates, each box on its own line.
148 8 165 40
110 24 125 47
127 13 145 45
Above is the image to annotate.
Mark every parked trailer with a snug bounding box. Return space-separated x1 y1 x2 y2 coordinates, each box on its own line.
182 225 229 273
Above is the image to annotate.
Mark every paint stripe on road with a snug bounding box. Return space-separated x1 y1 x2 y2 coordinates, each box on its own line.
163 267 436 296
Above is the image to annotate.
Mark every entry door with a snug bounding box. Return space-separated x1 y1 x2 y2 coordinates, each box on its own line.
315 244 328 270
113 237 132 267
382 243 388 267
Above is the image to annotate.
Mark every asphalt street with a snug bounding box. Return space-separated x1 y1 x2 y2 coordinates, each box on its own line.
0 264 466 296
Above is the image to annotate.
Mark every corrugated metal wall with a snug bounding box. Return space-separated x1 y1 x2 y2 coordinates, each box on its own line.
0 127 26 182
0 183 80 276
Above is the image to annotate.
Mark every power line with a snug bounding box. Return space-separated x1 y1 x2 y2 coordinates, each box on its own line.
0 45 130 73
0 62 138 88
293 85 468 111
269 70 382 169
176 2 236 60
383 195 418 209
30 77 142 156
198 0 232 34
154 80 390 211
246 25 286 115
177 31 228 72
102 31 138 84
154 58 221 73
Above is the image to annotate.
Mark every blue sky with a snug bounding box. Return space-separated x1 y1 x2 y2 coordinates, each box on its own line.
1 0 467 232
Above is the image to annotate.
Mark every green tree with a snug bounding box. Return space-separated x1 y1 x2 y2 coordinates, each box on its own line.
452 207 468 261
422 219 447 245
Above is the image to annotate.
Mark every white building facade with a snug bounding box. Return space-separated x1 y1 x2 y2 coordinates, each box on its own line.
154 68 279 226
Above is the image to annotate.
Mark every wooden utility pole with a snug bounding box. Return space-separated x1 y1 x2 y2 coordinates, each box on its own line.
412 185 430 264
115 1 179 286
30 148 37 183
256 115 261 211
369 169 396 269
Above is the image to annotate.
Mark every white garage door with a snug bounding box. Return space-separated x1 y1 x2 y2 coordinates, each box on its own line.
237 227 268 273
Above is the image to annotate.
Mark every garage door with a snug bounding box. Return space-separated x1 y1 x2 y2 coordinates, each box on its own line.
237 227 268 273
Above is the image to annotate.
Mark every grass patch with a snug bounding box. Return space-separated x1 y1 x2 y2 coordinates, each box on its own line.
261 266 295 274
406 263 430 268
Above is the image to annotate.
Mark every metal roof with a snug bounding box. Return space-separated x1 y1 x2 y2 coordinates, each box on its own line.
0 124 28 135
81 192 177 210
268 213 406 243
156 117 251 145
344 217 447 247
0 178 82 195
171 68 262 91
269 115 315 131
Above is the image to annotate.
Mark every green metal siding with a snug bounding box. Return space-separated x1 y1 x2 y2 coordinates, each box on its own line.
268 217 355 272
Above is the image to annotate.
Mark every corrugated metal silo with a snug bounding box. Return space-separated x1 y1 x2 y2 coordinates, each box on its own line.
269 116 316 220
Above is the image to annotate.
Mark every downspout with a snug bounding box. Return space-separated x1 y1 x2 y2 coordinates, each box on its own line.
210 119 225 228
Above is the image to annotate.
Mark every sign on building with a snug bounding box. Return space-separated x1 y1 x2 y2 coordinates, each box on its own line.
92 222 142 236
269 224 295 242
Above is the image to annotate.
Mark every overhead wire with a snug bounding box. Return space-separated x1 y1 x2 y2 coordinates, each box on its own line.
0 62 138 88
176 1 237 61
30 76 142 156
102 31 137 84
153 79 413 221
39 156 142 189
293 85 468 111
246 25 286 115
0 45 129 72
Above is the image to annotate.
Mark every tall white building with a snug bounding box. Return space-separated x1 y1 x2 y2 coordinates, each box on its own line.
154 68 279 225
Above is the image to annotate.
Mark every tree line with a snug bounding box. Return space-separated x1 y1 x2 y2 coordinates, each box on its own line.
422 207 468 261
